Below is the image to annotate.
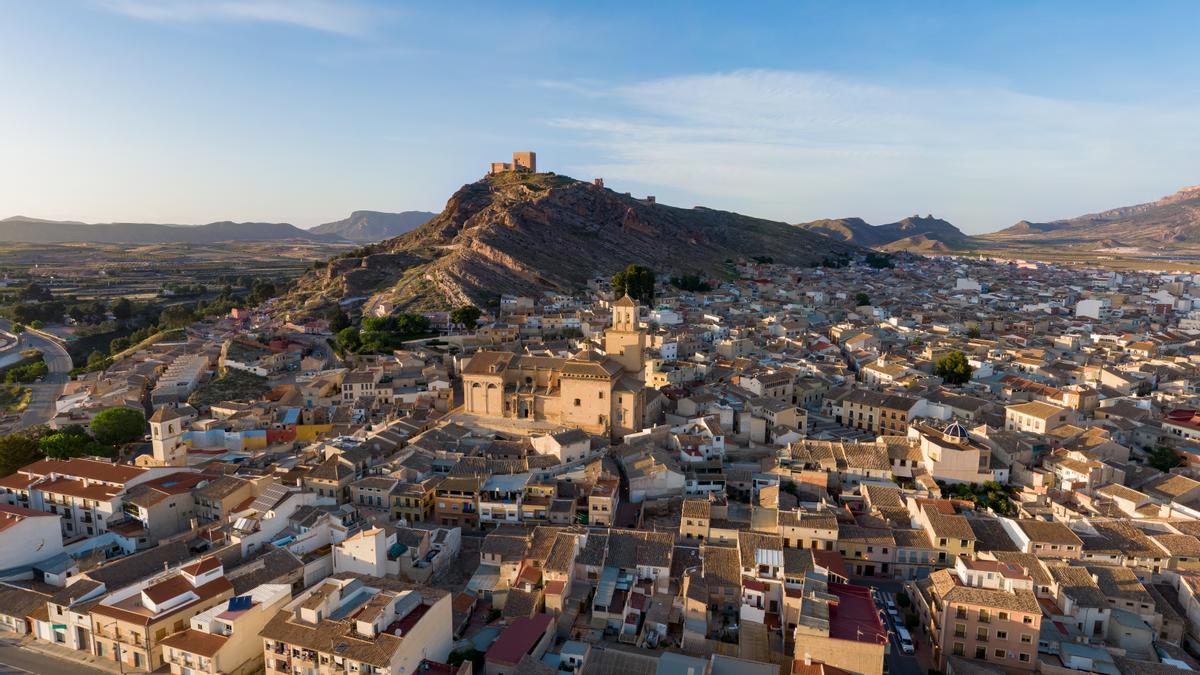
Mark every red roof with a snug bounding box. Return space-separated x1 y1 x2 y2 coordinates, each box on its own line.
827 583 887 645
486 614 553 666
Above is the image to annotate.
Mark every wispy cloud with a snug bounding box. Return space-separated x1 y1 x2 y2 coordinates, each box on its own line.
549 69 1200 231
97 0 375 37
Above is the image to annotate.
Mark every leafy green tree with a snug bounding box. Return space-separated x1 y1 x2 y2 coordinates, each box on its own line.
86 350 108 368
18 283 52 302
329 307 351 334
0 433 43 477
39 425 110 459
248 280 277 304
450 305 482 330
111 297 133 322
11 324 24 334
335 326 361 352
29 320 44 329
158 304 196 328
90 408 146 447
854 292 871 306
393 313 431 336
966 325 981 339
933 350 974 385
1148 446 1184 473
612 264 656 305
864 252 894 269
669 275 713 292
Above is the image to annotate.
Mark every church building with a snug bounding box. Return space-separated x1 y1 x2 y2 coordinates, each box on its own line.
461 295 660 439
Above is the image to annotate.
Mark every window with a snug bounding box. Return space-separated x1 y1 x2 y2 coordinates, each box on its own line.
998 611 1009 622
952 643 965 656
574 399 581 407
974 646 986 659
997 630 1008 640
1022 615 1033 625
1019 653 1031 663
1020 634 1033 644
956 607 968 620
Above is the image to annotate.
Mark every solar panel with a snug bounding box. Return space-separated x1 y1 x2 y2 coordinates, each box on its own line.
227 595 253 611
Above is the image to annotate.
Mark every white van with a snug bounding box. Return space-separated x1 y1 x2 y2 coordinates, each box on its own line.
895 626 915 655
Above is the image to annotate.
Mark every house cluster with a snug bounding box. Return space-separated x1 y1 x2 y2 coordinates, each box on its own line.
10 253 1200 673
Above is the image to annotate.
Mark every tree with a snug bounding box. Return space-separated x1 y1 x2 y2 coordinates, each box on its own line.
329 307 351 334
335 326 361 353
1148 446 1184 473
450 305 482 330
966 325 981 339
248 279 277 304
0 433 43 477
393 313 431 337
670 275 713 293
90 407 146 447
158 304 196 328
933 350 974 385
111 297 133 322
18 283 52 302
854 292 871 306
864 252 894 269
612 264 656 305
11 324 24 334
86 350 108 369
39 425 109 459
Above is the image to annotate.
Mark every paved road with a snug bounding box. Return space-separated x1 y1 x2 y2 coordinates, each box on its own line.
0 320 73 429
848 580 924 675
0 640 110 675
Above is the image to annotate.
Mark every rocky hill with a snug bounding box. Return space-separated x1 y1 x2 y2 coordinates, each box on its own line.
286 172 859 313
795 214 970 250
0 216 342 244
986 185 1200 247
309 210 435 242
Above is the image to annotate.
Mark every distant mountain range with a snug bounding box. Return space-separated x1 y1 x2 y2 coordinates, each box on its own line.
0 216 344 244
984 185 1200 248
284 171 859 312
0 210 436 244
794 215 970 251
308 210 435 243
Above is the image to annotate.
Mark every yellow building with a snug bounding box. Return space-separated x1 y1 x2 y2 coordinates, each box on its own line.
462 296 657 439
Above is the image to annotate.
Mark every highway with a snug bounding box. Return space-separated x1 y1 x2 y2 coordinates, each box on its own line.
0 320 73 430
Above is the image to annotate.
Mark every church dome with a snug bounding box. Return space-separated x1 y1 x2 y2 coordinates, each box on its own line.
943 421 968 442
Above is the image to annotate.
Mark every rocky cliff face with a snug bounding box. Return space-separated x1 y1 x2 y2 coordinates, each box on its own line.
287 172 858 313
986 185 1200 247
795 214 970 250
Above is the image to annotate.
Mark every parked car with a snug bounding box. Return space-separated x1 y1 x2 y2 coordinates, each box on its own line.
896 626 915 654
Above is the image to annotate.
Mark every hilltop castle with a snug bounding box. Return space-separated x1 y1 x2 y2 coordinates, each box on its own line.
489 151 536 174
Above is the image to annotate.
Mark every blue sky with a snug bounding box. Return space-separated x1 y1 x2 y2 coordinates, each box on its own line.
2 1 1198 233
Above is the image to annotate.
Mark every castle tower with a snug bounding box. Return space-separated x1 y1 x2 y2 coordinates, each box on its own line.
148 406 188 467
604 295 646 376
512 151 536 173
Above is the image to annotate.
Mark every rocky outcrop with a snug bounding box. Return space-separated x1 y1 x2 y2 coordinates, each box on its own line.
795 215 971 250
286 171 859 312
986 185 1200 247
